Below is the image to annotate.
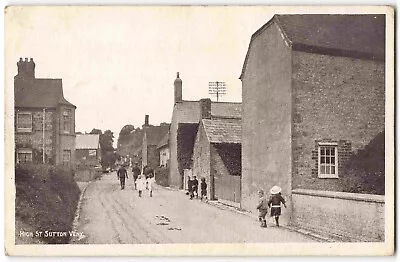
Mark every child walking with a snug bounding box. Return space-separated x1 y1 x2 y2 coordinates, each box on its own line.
256 190 269 228
268 185 287 227
200 177 207 201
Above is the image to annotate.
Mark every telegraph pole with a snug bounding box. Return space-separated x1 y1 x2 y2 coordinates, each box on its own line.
208 81 226 102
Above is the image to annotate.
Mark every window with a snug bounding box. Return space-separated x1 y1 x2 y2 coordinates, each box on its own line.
17 148 32 163
63 150 71 165
318 143 338 178
63 109 71 133
17 112 32 132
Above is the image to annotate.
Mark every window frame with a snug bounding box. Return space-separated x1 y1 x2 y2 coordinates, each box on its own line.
17 148 33 163
63 109 72 134
318 142 339 179
63 150 71 165
16 112 33 133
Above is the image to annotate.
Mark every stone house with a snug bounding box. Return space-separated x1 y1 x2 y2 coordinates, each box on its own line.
169 72 241 189
157 132 170 168
141 115 170 170
191 98 241 205
14 58 76 166
75 134 101 167
240 14 385 241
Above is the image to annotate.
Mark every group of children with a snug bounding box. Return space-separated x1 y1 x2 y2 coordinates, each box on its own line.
187 176 207 201
116 165 155 197
257 185 287 228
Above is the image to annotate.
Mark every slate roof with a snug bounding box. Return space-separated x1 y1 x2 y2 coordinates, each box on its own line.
202 118 241 144
15 78 76 108
157 132 169 149
240 14 385 78
76 134 100 150
144 125 170 146
174 100 242 124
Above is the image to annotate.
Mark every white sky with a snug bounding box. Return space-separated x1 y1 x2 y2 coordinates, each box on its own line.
6 6 277 146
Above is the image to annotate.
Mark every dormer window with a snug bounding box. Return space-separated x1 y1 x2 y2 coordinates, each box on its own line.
17 112 32 133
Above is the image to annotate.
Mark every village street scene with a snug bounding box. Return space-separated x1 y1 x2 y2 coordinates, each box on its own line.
7 6 392 254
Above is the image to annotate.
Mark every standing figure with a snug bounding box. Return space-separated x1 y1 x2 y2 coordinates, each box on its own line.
136 174 146 197
192 176 199 199
188 177 194 200
146 174 156 197
117 165 128 190
131 163 140 190
268 186 287 227
200 177 207 201
256 190 269 228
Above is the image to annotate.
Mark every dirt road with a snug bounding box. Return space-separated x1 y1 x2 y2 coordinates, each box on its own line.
73 172 318 244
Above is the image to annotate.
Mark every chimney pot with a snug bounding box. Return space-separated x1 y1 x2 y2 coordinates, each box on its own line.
174 72 182 104
145 115 149 126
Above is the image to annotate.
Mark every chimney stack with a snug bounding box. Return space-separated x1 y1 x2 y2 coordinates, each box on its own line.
145 115 149 126
174 72 182 104
199 98 212 120
16 57 35 79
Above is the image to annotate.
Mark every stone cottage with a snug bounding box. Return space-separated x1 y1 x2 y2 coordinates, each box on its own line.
191 98 241 205
240 14 385 241
75 134 101 167
169 72 241 189
14 58 76 166
141 115 170 171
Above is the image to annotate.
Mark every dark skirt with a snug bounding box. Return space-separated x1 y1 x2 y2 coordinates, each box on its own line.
270 207 281 217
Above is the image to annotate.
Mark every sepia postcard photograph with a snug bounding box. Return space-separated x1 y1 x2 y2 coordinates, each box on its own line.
4 5 394 256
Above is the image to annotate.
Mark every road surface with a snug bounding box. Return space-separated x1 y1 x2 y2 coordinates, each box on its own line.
73 172 318 244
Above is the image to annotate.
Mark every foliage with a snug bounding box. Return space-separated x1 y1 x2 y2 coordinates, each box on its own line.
89 128 116 169
341 131 385 195
15 164 80 244
117 124 135 144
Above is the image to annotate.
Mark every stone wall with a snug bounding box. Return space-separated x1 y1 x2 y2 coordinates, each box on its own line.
292 189 385 241
191 121 211 199
291 51 385 192
241 21 293 224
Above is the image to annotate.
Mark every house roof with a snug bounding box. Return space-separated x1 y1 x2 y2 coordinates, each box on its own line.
240 14 385 79
144 125 170 146
76 134 100 150
202 118 241 144
174 100 242 124
14 78 76 108
157 132 169 149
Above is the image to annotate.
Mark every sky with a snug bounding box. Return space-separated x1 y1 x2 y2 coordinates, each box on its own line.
5 6 284 147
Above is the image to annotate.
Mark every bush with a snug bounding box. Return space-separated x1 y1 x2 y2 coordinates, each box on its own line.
15 164 80 244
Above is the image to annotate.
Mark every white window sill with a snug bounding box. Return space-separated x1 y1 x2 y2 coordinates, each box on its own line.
318 174 339 179
17 128 32 133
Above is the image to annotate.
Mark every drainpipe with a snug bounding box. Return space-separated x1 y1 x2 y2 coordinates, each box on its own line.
43 108 45 164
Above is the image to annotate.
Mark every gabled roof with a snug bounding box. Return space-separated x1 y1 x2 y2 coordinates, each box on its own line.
240 14 385 79
14 78 76 108
202 118 241 144
157 131 169 149
76 134 100 150
174 100 242 124
144 125 170 146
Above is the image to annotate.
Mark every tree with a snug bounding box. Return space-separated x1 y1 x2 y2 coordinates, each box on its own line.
100 130 114 152
117 125 135 145
90 128 102 135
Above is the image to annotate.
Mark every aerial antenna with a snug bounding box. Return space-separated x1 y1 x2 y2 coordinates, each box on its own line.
208 81 226 102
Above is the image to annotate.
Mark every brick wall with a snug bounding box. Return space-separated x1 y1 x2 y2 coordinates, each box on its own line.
291 51 385 192
15 109 55 163
241 21 293 224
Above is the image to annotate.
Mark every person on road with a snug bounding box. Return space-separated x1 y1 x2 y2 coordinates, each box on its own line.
268 185 287 227
200 177 207 201
136 174 147 197
188 176 194 200
146 174 156 197
256 189 269 228
192 176 199 199
131 163 140 190
117 165 128 190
